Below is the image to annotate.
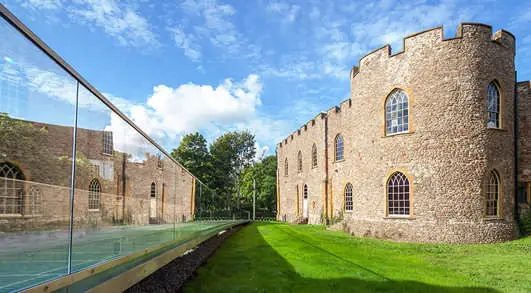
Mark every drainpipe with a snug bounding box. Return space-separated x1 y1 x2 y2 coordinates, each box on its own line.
324 113 329 224
514 71 523 235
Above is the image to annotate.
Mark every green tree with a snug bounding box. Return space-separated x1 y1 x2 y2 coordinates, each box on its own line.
171 132 213 183
239 155 277 213
210 130 256 210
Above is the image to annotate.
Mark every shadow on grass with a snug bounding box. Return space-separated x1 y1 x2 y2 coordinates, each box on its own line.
184 222 500 293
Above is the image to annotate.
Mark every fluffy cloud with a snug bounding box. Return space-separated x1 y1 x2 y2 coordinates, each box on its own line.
69 0 159 48
141 74 262 139
266 2 300 23
18 0 63 10
169 27 202 62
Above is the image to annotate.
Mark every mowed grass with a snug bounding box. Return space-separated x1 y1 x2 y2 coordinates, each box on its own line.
184 222 531 293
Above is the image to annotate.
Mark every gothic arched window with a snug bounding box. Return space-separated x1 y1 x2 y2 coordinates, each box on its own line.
345 183 353 212
387 172 410 216
298 151 303 174
311 144 317 168
0 162 25 215
487 82 500 128
486 170 500 217
335 134 344 161
88 179 101 210
385 89 409 135
151 182 156 198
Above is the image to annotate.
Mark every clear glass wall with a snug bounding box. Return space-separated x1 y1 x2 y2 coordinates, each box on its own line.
0 9 244 293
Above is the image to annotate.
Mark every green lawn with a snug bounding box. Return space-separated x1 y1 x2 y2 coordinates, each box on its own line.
184 222 531 293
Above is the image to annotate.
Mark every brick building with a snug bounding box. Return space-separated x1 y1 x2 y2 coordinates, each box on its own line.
276 23 531 244
0 114 196 232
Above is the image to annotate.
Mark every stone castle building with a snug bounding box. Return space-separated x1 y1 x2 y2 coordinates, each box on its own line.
276 23 531 244
0 114 196 232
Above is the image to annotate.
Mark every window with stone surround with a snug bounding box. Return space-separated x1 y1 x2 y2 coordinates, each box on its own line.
30 187 42 215
387 172 410 216
345 183 353 212
385 89 409 135
157 153 163 169
486 170 500 217
88 178 101 210
0 162 24 215
311 144 317 168
298 151 302 174
151 182 156 198
487 82 500 128
335 134 344 161
102 131 113 155
284 158 288 176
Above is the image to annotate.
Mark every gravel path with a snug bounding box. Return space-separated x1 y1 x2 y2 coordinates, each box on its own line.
125 223 245 293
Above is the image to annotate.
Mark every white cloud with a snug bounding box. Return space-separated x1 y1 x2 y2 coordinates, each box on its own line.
68 0 159 48
266 2 300 22
167 0 261 62
18 0 63 10
142 74 262 139
168 27 202 62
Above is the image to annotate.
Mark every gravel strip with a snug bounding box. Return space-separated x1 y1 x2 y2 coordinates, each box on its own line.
125 224 245 293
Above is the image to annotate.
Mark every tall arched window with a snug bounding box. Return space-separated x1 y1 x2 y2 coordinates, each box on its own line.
487 82 500 128
385 89 409 135
387 172 410 216
0 162 25 215
297 151 302 173
345 183 353 212
296 185 299 216
311 143 317 168
88 179 101 210
486 170 500 216
30 187 42 215
284 158 288 176
151 182 156 198
335 134 344 161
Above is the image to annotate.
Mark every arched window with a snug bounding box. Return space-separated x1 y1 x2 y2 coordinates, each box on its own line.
30 187 42 215
303 184 308 200
387 172 410 216
296 185 299 215
486 170 500 216
311 144 317 168
0 162 25 215
487 82 500 128
88 179 101 210
335 134 344 161
345 183 353 212
284 158 288 176
151 182 156 198
385 89 409 135
297 151 302 173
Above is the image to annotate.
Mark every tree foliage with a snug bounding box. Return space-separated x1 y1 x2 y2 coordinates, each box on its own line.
239 155 277 211
170 132 213 183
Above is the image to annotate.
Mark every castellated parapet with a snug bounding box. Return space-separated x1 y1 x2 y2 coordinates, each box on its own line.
277 23 529 244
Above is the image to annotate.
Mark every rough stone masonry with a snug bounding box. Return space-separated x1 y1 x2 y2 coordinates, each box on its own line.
276 23 531 244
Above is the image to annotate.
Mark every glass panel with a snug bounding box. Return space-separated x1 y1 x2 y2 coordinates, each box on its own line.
0 17 75 291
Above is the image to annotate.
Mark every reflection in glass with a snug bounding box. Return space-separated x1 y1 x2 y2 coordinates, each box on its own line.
0 15 76 291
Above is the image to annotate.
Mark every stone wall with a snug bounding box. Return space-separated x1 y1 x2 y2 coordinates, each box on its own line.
0 117 197 232
277 23 523 244
517 82 531 203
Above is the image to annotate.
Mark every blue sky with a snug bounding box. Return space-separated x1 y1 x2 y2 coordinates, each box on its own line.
1 0 531 157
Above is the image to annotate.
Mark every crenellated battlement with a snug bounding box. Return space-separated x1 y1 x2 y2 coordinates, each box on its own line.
351 23 515 80
278 23 516 151
278 112 326 148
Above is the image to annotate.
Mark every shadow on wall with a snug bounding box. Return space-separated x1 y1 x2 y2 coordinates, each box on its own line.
184 223 501 293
